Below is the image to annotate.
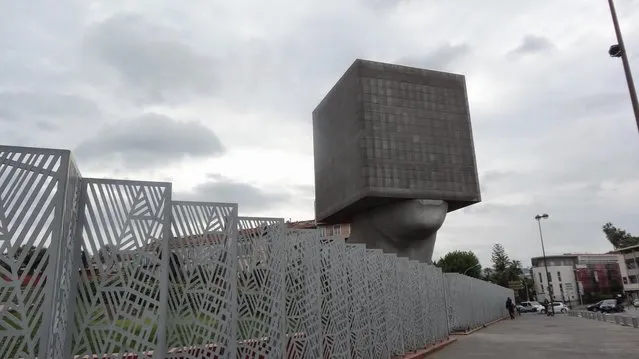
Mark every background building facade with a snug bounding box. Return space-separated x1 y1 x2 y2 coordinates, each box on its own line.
286 219 351 241
610 244 639 300
531 253 623 305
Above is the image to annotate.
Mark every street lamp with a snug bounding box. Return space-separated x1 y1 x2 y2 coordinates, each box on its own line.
535 213 555 315
463 263 481 276
607 0 639 134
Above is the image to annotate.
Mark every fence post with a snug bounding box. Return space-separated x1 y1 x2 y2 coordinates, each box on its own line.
154 185 172 359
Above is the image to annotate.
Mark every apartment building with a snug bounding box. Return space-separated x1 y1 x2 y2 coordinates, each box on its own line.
531 253 624 304
286 220 351 241
610 244 639 300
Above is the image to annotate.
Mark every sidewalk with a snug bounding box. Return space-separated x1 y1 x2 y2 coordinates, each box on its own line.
433 314 639 358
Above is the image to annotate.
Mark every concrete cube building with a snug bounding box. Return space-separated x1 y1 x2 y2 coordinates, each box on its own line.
313 59 480 224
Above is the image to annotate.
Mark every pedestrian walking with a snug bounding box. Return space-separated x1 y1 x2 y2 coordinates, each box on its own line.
506 297 515 320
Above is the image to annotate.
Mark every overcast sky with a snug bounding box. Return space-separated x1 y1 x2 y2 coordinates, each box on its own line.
2 0 639 267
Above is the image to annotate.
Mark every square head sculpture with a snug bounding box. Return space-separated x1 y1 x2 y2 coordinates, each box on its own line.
313 59 481 224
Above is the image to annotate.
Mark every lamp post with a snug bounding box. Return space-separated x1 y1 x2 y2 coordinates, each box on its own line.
535 213 554 315
463 263 481 276
607 0 639 133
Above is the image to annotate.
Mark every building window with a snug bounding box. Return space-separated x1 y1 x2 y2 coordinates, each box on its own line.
630 275 638 284
623 277 628 284
559 283 563 292
538 272 543 283
557 271 562 282
626 259 637 269
333 225 341 235
547 272 552 282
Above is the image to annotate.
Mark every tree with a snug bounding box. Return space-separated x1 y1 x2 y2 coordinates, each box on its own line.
491 244 509 272
602 222 639 249
482 268 495 282
434 250 481 278
490 244 522 287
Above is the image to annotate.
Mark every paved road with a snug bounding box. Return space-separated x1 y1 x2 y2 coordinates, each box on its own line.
432 314 638 358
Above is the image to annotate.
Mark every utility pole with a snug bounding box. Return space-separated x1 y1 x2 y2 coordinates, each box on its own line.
607 0 639 133
535 213 555 315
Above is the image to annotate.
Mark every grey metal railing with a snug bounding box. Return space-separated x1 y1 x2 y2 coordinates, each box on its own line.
568 310 639 329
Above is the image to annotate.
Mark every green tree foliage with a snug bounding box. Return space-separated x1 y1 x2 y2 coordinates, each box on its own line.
481 267 495 282
489 243 523 287
602 222 639 249
491 244 509 272
434 250 481 278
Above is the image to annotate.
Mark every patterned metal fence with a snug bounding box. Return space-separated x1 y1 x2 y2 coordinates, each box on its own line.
444 273 514 332
0 145 512 359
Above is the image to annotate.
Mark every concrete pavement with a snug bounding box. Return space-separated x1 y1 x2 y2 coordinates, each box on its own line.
432 314 639 358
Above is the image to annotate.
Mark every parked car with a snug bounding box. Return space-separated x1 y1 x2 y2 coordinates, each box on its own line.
540 302 569 314
633 298 639 308
516 304 535 313
586 299 625 313
519 301 544 312
587 301 603 311
599 299 625 313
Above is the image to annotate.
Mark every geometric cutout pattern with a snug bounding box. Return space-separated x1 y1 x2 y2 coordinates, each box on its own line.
285 229 322 359
166 201 238 359
397 258 417 352
364 249 390 359
0 146 75 359
70 178 171 358
344 244 371 359
319 237 350 358
236 217 286 359
382 253 404 356
428 266 449 341
410 262 428 347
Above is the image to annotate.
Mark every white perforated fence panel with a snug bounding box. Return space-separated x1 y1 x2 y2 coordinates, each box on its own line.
444 273 514 332
0 147 80 359
236 217 287 358
429 267 450 341
345 244 371 359
382 253 404 356
285 229 321 358
319 237 350 359
71 179 172 359
167 201 238 358
365 249 390 359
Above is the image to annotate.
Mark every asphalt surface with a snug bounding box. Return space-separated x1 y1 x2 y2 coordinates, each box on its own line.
432 313 639 358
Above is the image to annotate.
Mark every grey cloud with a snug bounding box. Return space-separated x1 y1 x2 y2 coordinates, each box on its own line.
215 6 388 119
174 174 290 212
508 35 556 56
398 43 471 71
75 113 224 169
0 91 100 125
84 13 216 104
3 0 639 270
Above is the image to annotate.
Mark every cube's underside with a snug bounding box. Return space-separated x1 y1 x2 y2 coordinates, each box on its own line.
313 59 481 224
